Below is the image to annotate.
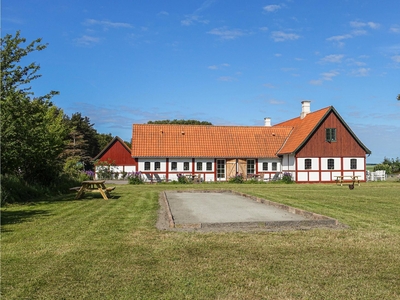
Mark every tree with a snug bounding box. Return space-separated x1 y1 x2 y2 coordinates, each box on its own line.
1 31 68 184
62 113 102 170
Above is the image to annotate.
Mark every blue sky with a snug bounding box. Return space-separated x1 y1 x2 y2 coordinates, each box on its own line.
3 0 399 163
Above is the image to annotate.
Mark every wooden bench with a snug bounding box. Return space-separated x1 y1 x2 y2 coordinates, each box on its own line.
335 176 360 187
105 186 116 192
69 186 81 192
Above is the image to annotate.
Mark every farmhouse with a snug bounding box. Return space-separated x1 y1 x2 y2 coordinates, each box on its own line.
97 101 371 183
94 136 136 178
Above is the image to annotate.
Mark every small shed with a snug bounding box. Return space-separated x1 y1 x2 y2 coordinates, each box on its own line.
93 136 137 179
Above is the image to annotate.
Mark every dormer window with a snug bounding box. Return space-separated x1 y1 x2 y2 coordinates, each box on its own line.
326 128 336 142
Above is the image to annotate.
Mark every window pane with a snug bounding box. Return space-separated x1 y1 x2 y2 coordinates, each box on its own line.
184 162 189 171
305 159 312 170
262 162 268 171
327 159 334 169
197 162 202 171
144 162 150 170
155 162 160 170
247 159 255 174
326 128 337 142
272 162 277 171
171 162 177 171
350 159 357 169
206 162 212 171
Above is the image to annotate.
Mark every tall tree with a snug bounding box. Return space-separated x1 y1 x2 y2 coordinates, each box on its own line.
1 31 68 184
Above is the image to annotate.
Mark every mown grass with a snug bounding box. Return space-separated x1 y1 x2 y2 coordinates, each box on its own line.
1 182 400 299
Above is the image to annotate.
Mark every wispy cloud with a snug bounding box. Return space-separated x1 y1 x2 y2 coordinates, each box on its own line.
208 63 230 70
74 35 101 46
218 76 236 82
392 55 400 63
350 21 380 29
263 4 282 12
319 54 345 63
390 25 400 34
327 20 380 47
208 27 247 40
263 83 276 88
181 0 215 26
310 70 339 85
83 19 133 29
350 68 370 76
271 31 300 42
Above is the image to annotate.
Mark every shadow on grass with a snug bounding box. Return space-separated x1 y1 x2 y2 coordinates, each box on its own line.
1 209 50 230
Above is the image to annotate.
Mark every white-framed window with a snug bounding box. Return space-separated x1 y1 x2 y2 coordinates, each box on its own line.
196 162 202 171
272 162 277 171
154 162 160 171
262 162 268 171
206 162 212 171
144 162 150 170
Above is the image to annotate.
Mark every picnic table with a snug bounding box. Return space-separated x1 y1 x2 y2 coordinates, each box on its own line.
70 180 115 200
335 176 360 187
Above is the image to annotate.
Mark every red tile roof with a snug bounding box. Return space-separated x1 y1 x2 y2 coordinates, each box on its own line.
131 125 293 158
274 107 331 154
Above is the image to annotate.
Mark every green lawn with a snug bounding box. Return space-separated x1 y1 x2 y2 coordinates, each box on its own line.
1 182 400 299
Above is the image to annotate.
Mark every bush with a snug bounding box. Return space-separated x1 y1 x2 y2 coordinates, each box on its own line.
177 174 189 184
281 172 294 184
228 173 244 183
128 172 144 185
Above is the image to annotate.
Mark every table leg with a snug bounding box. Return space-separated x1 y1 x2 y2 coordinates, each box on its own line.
75 185 86 199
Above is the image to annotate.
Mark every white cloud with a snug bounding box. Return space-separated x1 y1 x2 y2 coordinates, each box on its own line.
158 11 169 16
350 21 380 29
181 0 215 26
392 55 400 63
181 15 209 26
326 34 352 47
309 79 323 85
84 19 132 29
351 68 370 77
271 31 300 42
263 4 281 12
208 63 230 70
320 54 344 63
309 70 339 85
390 25 400 34
263 83 276 88
74 35 101 46
218 76 236 82
208 27 247 40
321 70 339 80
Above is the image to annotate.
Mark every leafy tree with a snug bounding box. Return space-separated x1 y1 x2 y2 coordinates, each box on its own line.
147 119 212 125
1 31 68 184
96 133 114 151
63 113 101 169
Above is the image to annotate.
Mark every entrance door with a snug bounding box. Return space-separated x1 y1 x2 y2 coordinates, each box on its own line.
216 159 225 180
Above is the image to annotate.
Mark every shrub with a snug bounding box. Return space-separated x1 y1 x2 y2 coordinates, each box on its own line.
128 172 144 185
177 174 189 184
228 173 244 183
281 172 294 184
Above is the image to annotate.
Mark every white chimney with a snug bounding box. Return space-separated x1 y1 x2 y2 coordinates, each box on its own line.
264 117 271 127
300 100 311 119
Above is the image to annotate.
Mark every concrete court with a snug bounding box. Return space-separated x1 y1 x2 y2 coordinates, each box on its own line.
165 191 308 224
